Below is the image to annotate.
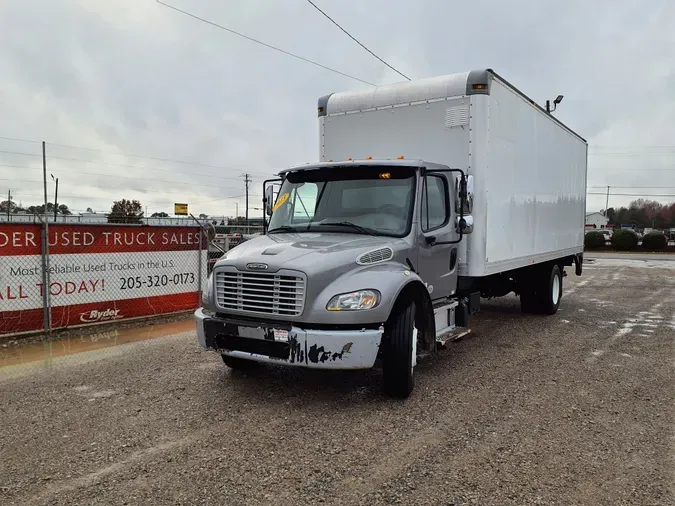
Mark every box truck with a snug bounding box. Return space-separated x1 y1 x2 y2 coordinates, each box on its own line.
196 69 588 398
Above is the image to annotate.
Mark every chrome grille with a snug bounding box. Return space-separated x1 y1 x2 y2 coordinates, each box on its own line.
215 269 305 316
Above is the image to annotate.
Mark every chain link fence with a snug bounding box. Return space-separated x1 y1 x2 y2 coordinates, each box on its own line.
0 221 214 338
1 220 262 340
0 220 264 377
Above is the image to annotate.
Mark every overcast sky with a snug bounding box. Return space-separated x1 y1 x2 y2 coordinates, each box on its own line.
1 0 674 217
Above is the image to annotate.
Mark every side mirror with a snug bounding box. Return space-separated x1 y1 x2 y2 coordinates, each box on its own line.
264 185 275 216
456 215 474 235
455 174 474 215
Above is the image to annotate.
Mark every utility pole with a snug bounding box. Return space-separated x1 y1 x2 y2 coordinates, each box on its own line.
51 174 59 222
6 189 10 221
243 173 252 228
42 141 52 332
42 143 49 226
605 186 610 216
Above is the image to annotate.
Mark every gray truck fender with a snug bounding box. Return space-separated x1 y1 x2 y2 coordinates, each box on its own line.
306 262 435 349
387 274 436 352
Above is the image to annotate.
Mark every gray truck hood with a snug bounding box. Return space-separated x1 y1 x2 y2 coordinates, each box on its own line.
216 232 408 275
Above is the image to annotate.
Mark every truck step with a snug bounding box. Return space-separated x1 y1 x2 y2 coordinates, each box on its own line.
436 328 471 348
433 301 459 337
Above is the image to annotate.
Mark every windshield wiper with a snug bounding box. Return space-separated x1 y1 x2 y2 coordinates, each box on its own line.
315 221 376 235
267 225 299 234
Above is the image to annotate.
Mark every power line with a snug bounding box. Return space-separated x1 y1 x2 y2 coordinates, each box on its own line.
0 176 256 200
0 149 42 158
590 145 675 150
0 163 42 171
3 191 262 206
0 148 274 179
589 153 675 157
45 154 271 181
2 193 193 205
155 1 375 86
589 167 675 171
0 163 252 191
305 0 410 81
191 194 263 206
589 186 675 189
587 192 675 198
45 142 272 175
0 135 42 145
5 135 673 151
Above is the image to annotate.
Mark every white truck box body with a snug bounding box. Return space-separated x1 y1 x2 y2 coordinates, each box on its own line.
318 69 588 278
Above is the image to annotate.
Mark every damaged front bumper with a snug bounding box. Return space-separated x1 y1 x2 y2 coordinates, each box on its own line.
195 308 383 370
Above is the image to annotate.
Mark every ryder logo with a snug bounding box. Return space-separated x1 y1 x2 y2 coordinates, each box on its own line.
80 309 123 323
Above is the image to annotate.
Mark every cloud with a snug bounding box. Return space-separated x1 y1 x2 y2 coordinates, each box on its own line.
1 0 674 216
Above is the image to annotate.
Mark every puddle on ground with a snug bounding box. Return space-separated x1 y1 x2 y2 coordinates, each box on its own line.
0 320 194 370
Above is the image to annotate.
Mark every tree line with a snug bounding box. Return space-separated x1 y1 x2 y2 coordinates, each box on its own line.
0 200 72 215
0 198 210 223
604 199 675 230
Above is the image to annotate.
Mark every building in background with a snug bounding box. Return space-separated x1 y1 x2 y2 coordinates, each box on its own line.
585 212 610 229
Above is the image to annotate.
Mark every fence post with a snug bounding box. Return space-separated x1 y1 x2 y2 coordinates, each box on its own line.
41 142 52 333
197 226 203 303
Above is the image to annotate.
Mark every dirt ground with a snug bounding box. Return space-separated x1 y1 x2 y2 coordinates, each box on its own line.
1 257 673 506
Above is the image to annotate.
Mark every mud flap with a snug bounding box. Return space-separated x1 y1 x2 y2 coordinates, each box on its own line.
455 300 469 327
574 253 583 276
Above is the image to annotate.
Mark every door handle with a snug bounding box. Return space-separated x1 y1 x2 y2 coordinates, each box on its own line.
425 236 436 246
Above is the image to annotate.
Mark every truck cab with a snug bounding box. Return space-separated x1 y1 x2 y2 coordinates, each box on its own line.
196 159 477 398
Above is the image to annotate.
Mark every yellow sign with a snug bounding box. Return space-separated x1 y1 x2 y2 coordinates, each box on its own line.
174 203 188 216
272 193 290 212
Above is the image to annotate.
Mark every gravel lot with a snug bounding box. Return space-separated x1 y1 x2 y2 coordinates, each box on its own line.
1 258 674 506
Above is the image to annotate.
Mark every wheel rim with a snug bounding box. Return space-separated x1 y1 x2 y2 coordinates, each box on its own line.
411 326 418 370
552 273 560 305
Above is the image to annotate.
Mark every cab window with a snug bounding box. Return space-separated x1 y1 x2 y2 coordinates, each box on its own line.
421 175 449 231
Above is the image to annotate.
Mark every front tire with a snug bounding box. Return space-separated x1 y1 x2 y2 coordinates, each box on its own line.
382 300 417 398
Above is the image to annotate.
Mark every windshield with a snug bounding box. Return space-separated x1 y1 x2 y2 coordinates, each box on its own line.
267 165 416 237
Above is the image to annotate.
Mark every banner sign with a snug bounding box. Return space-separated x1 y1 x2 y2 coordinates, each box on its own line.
0 224 206 335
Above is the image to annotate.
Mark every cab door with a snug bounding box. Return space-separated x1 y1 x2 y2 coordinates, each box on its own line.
416 171 460 301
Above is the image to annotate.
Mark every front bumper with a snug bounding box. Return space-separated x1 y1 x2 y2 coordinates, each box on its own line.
195 308 383 370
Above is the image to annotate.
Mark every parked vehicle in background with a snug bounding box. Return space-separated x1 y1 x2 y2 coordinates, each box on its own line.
597 229 612 245
196 69 588 397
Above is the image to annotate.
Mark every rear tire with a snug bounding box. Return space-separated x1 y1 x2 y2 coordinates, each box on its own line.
221 354 258 370
382 300 417 399
539 264 562 315
519 263 562 315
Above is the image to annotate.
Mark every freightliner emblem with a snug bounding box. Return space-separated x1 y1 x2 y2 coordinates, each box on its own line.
246 263 269 270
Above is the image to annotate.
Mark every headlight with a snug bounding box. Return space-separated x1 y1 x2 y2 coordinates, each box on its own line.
202 273 213 306
326 289 380 311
